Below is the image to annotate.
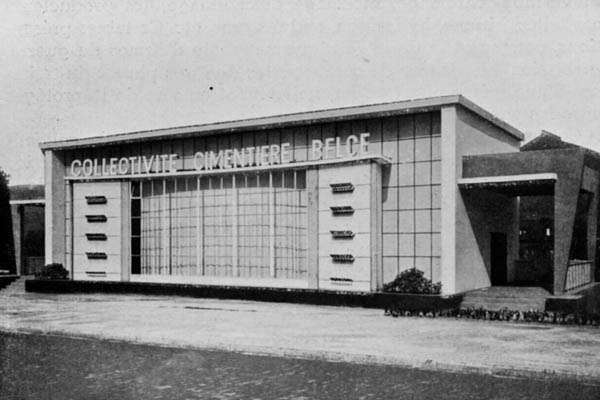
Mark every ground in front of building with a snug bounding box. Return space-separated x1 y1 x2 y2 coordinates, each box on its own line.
1 331 599 400
2 279 600 384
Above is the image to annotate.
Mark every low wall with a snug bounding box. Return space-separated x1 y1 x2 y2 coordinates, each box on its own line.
24 279 463 310
546 283 600 317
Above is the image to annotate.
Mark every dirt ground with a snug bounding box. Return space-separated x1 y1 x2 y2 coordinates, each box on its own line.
2 331 599 400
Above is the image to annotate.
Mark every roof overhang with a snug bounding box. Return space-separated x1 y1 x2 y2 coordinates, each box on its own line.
10 199 45 205
458 173 557 196
39 94 524 152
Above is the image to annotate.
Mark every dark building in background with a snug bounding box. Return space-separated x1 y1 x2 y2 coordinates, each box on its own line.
10 185 45 275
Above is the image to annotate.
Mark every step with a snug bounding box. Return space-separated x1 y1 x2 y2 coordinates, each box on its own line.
464 287 551 297
460 286 550 311
460 299 546 309
0 276 24 296
462 298 546 305
461 302 546 311
0 275 19 290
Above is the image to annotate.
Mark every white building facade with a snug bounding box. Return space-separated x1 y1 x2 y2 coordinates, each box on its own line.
41 95 524 294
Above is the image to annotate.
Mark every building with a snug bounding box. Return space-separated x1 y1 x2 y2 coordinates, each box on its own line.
461 131 600 294
39 95 597 295
10 185 45 275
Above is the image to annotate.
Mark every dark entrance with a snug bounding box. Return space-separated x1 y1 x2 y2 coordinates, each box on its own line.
491 232 507 285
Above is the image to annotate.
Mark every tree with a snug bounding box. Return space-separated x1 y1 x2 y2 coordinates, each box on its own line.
0 168 16 273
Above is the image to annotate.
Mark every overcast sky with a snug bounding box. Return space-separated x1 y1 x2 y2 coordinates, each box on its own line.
2 0 599 185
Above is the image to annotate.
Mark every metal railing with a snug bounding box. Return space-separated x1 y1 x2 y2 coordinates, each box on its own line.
565 260 593 292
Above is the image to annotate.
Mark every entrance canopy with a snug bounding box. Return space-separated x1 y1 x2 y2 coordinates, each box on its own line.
458 173 556 196
460 148 598 294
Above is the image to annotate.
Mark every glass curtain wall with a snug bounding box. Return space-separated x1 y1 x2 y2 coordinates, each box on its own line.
130 170 307 280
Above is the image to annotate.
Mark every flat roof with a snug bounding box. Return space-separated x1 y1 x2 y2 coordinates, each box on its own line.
9 185 44 201
39 94 525 151
458 173 558 186
10 199 45 205
458 173 557 196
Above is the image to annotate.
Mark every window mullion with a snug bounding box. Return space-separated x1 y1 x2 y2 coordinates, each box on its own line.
269 171 276 278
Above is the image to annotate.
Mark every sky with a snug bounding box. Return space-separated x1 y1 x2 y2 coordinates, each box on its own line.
2 0 599 185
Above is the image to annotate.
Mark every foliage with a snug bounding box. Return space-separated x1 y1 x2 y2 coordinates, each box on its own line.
382 268 441 294
36 263 69 280
384 306 599 326
0 168 15 273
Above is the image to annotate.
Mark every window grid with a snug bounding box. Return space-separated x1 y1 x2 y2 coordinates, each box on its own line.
380 113 442 283
131 170 308 280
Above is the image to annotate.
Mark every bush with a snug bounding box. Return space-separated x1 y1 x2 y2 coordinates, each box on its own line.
383 268 441 294
383 307 599 326
36 263 69 280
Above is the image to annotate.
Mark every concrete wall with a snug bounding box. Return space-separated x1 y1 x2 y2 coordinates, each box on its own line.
462 149 590 294
441 106 521 294
582 167 599 283
72 182 123 281
44 150 66 266
316 163 377 292
457 189 518 291
59 112 443 287
48 108 523 293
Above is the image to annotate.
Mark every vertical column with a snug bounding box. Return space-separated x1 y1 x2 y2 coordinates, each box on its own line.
151 181 156 274
172 179 177 275
10 205 22 275
586 172 599 284
232 175 239 277
196 176 203 276
507 196 520 283
65 182 73 279
121 181 131 282
553 161 584 294
163 179 169 275
44 150 66 266
306 168 319 288
269 172 276 278
370 162 383 291
440 106 457 294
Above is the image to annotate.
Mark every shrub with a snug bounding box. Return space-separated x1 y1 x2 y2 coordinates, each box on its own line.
36 263 69 280
383 268 441 294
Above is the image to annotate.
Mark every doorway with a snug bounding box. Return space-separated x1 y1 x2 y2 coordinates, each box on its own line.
491 232 507 285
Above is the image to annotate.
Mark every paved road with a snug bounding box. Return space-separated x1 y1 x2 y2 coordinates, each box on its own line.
1 280 600 382
2 332 599 400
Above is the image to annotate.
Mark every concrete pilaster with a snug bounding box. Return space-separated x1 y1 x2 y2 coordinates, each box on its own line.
587 192 598 283
11 204 22 275
585 171 599 283
370 161 382 291
121 181 131 282
440 106 457 295
306 168 319 289
44 150 66 266
553 158 584 294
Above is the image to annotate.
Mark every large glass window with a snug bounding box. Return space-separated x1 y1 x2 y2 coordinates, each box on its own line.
130 170 308 280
